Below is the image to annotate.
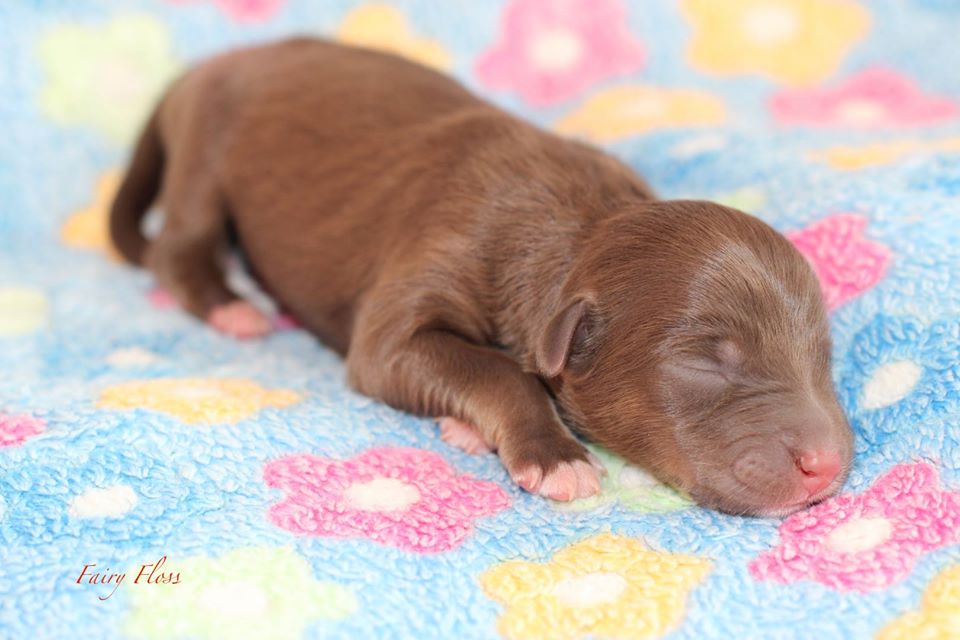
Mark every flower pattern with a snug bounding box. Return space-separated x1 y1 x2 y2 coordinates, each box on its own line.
786 213 892 311
165 0 285 23
0 287 48 337
837 315 960 456
480 533 711 640
771 67 957 128
682 0 870 85
61 171 123 260
264 447 509 553
337 4 452 70
5 2 960 638
124 546 356 640
713 186 767 213
809 137 960 170
749 463 960 592
669 133 729 159
68 484 138 519
98 378 301 424
555 86 726 142
877 564 960 640
37 14 180 143
476 0 644 106
0 414 46 448
553 445 693 514
105 347 163 368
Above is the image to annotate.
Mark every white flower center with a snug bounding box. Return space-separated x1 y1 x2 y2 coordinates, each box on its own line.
199 580 268 617
527 28 584 71
344 477 421 511
172 384 225 400
862 360 922 409
106 347 161 367
671 134 727 158
825 517 893 554
552 572 628 607
617 96 665 119
99 59 149 102
69 484 138 519
741 6 799 45
835 100 889 125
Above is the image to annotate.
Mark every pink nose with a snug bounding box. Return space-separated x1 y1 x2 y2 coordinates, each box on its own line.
797 451 842 496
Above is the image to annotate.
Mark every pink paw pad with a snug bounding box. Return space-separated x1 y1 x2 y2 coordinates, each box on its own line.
272 313 300 331
439 417 492 455
147 287 178 310
207 300 273 339
541 460 603 501
515 460 602 502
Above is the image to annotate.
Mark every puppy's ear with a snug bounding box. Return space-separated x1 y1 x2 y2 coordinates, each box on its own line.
536 298 599 378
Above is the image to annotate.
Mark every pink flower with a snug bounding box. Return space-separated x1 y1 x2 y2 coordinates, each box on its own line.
0 414 45 447
165 0 284 23
787 214 892 311
475 0 645 106
264 447 510 553
750 463 960 592
771 67 958 128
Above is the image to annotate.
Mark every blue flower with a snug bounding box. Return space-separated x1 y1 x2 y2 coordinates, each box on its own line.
838 314 960 457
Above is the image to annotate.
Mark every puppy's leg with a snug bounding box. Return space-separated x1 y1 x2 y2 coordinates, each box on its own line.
439 417 492 455
348 311 601 501
147 152 270 339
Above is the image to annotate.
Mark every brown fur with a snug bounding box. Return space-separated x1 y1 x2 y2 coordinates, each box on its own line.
111 38 853 515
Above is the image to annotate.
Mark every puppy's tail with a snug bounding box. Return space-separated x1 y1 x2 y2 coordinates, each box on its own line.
109 107 164 265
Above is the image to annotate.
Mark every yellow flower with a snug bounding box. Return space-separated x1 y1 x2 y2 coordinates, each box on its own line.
38 14 180 143
99 378 301 424
555 86 726 143
809 137 960 170
480 533 711 640
62 171 123 260
337 4 452 71
877 565 960 640
681 0 870 85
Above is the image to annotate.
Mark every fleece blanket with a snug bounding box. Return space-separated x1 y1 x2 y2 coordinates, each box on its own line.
2 1 960 638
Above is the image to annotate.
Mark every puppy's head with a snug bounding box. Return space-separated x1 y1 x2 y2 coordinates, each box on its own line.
537 200 853 516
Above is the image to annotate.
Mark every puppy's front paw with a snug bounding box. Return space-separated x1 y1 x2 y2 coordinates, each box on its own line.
506 439 604 502
207 300 273 339
512 460 602 501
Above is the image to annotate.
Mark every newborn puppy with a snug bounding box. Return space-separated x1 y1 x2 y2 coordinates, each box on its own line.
110 38 853 515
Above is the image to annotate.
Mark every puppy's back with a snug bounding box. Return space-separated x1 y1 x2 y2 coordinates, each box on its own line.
162 38 484 141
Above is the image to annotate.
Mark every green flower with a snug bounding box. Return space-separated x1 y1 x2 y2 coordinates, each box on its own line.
553 445 693 513
124 547 357 640
713 186 767 214
37 14 180 144
0 287 48 336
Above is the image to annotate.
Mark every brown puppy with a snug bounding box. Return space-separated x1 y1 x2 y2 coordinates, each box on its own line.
111 38 853 515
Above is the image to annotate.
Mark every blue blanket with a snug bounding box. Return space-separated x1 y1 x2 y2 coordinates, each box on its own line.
2 1 960 638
